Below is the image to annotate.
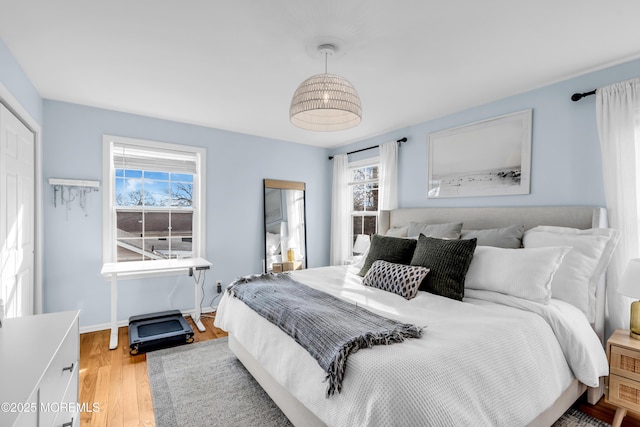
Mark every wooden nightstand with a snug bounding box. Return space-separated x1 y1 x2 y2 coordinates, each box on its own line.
272 261 302 273
607 329 640 427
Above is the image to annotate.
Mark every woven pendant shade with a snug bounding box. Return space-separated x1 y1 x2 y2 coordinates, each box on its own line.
290 73 362 131
290 44 362 132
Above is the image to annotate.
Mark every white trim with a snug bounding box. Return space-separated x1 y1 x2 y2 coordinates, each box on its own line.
348 156 379 168
100 257 211 276
48 178 100 188
101 134 206 268
347 177 378 185
351 212 378 216
102 139 114 264
0 81 43 315
347 159 381 250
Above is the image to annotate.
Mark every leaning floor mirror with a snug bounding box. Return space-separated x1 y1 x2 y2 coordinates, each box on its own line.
263 179 307 273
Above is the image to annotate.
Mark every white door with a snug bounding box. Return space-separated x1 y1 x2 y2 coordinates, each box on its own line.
0 104 35 318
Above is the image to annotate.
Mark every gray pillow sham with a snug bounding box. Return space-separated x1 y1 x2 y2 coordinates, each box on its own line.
407 222 463 239
460 224 525 248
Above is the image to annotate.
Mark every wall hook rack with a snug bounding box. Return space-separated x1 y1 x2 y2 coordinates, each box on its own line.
49 178 100 217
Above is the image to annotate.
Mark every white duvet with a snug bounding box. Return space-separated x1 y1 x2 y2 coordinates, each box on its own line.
214 266 608 427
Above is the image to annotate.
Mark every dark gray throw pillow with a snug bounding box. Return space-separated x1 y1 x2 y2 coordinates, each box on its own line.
410 235 477 301
358 234 417 277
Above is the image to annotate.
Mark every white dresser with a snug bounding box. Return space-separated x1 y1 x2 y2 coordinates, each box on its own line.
0 311 80 427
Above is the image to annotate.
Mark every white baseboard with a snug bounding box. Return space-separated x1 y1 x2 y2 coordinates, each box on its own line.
78 307 217 334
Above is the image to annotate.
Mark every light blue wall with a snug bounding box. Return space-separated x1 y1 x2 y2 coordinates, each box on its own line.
330 59 640 209
0 38 43 124
42 100 331 328
3 30 640 329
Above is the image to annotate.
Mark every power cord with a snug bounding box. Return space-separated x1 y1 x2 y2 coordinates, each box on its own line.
208 285 223 308
194 270 223 321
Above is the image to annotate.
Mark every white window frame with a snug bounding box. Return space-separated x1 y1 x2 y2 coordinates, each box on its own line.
102 135 206 276
348 157 380 251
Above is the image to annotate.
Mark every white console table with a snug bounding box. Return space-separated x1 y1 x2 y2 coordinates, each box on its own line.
100 257 212 350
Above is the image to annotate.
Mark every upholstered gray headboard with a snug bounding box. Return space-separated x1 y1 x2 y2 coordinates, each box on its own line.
378 206 608 343
379 206 607 235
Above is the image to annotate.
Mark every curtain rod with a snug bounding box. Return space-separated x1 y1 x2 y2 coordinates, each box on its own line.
571 89 596 102
328 137 407 160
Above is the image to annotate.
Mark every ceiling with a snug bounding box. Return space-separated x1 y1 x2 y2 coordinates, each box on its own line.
1 1 640 148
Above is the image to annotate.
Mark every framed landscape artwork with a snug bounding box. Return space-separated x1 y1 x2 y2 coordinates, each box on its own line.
427 109 532 198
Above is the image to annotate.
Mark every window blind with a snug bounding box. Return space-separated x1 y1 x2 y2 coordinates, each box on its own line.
112 143 198 174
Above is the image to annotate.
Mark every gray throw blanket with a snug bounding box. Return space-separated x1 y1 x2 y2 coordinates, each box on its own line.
227 272 423 396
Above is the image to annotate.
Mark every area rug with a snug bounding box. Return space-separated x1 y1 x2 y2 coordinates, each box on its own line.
147 337 610 427
147 337 292 427
553 408 610 427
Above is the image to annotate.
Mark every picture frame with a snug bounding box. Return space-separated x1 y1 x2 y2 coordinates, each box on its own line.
427 109 532 198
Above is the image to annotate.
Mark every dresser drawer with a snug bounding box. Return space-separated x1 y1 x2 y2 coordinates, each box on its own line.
609 374 640 413
38 316 79 426
12 391 38 426
52 367 79 427
610 344 640 382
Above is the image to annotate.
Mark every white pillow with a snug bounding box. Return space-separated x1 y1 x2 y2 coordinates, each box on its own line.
266 232 281 255
465 246 569 303
523 226 620 322
352 247 369 268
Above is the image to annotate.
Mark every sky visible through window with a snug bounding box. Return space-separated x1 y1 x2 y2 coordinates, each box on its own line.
115 169 193 207
115 169 194 261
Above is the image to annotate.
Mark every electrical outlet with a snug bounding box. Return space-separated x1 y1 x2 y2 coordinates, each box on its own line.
216 280 222 293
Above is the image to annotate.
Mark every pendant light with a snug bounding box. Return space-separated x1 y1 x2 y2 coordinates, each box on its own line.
289 44 362 131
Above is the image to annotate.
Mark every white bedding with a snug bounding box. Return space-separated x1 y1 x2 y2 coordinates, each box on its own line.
214 265 608 426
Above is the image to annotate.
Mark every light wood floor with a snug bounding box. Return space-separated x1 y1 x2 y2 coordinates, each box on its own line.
575 396 640 427
79 314 227 427
80 316 640 427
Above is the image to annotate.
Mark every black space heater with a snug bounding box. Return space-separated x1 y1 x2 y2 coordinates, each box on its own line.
128 309 194 355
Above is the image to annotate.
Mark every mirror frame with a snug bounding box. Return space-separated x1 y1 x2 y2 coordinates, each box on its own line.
263 179 308 272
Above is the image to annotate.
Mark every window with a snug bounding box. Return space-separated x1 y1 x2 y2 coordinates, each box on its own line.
102 135 206 265
349 159 379 253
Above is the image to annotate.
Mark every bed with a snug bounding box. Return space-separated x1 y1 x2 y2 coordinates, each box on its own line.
214 206 617 426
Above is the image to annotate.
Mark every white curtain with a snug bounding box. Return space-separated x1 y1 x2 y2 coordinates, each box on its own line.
330 154 351 265
596 77 640 338
379 141 398 210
